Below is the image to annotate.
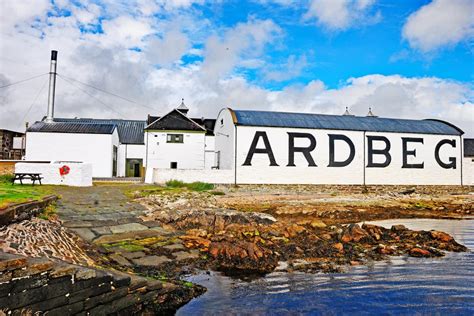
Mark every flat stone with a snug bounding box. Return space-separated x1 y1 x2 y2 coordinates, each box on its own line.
69 228 96 242
121 251 146 260
109 254 132 266
92 226 112 235
163 243 185 251
174 250 200 261
93 230 163 244
149 226 173 235
110 223 149 234
132 256 171 267
63 221 94 228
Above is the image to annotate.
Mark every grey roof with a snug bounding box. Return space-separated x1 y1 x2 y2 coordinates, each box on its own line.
464 138 474 157
27 121 116 134
145 109 205 132
54 118 145 144
232 110 463 136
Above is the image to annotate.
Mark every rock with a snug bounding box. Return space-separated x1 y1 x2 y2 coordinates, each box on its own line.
69 228 96 242
333 243 343 252
132 256 171 267
391 225 408 232
400 188 416 195
377 244 395 255
310 220 327 229
121 251 146 260
164 244 186 251
174 250 200 261
430 231 453 242
285 224 306 237
109 254 132 266
109 223 149 234
186 228 208 237
180 235 211 249
409 248 432 257
341 224 369 243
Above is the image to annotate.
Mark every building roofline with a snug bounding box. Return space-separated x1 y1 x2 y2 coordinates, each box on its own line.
424 119 464 135
145 108 206 131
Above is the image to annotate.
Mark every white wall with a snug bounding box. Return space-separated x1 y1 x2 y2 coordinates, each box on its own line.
152 168 234 184
25 131 119 178
226 125 462 185
204 135 216 169
15 162 92 186
117 144 145 177
145 131 206 182
214 109 236 170
463 157 474 185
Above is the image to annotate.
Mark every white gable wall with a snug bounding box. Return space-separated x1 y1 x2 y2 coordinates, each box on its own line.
214 109 236 170
145 131 206 182
463 157 474 185
25 130 119 178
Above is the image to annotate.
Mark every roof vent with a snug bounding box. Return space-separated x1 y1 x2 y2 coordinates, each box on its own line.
177 98 189 115
366 107 377 117
343 107 353 116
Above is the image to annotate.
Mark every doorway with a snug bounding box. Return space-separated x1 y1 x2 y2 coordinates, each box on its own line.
126 159 143 177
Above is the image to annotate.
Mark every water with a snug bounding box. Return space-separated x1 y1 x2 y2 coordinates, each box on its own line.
177 219 474 315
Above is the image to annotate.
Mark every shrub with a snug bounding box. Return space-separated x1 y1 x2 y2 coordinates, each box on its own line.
0 174 14 184
165 180 186 188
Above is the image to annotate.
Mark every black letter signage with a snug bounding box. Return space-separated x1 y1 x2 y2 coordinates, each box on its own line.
328 134 355 167
435 139 456 169
366 136 391 168
402 137 424 169
243 131 279 166
287 132 317 167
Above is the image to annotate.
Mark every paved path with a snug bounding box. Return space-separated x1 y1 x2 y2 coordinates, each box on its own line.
54 185 197 269
55 185 153 242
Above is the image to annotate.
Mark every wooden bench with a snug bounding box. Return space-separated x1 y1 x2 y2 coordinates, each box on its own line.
12 173 43 186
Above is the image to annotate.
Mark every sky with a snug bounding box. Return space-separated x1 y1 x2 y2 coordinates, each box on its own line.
0 0 473 136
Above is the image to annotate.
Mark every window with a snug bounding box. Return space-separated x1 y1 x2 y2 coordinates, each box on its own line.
167 134 184 143
170 162 178 169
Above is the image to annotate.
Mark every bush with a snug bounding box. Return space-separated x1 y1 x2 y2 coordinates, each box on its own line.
165 180 214 192
0 174 14 184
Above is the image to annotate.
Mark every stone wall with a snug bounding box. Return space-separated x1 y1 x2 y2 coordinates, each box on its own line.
0 252 200 314
0 195 58 226
215 184 474 195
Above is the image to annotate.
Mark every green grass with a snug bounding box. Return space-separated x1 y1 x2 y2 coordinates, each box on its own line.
0 175 51 208
165 180 214 191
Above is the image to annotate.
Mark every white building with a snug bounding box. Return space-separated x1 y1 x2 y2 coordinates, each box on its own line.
144 101 216 182
26 118 146 178
463 138 474 185
208 108 467 185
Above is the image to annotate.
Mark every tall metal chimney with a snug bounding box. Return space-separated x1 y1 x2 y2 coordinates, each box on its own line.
45 50 58 123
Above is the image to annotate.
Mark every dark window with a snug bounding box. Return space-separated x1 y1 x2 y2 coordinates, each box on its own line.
170 162 178 169
167 134 184 143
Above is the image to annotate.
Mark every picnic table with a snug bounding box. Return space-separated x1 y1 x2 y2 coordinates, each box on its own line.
12 173 43 186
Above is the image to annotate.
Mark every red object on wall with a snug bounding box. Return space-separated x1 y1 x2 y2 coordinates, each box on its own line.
59 165 70 176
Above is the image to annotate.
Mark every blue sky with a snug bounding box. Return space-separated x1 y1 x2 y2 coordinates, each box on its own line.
0 0 473 135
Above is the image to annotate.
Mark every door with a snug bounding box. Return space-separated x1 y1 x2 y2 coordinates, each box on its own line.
126 159 143 177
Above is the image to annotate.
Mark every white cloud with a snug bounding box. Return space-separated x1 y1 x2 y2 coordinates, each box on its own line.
264 54 308 82
304 0 380 31
402 0 474 53
145 29 189 67
201 18 282 81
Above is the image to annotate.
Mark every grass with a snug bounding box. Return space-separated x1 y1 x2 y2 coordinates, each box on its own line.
165 180 214 191
0 175 52 208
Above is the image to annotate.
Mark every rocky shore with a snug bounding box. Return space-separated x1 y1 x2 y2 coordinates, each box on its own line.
1 184 472 314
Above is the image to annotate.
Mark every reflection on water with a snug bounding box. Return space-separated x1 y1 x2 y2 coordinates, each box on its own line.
178 219 474 315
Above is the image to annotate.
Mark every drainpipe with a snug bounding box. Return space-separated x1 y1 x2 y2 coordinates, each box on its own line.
460 135 463 186
45 50 58 123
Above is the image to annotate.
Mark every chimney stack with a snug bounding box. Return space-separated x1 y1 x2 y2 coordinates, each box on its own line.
45 50 58 123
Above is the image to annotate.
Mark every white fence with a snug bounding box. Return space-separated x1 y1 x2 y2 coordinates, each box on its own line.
15 162 93 186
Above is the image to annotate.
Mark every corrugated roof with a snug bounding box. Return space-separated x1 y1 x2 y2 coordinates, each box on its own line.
54 118 145 144
232 110 463 136
27 121 116 134
464 138 474 157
